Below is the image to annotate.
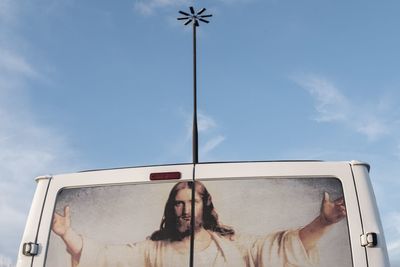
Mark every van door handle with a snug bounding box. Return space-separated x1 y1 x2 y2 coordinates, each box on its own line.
360 232 378 247
22 242 39 256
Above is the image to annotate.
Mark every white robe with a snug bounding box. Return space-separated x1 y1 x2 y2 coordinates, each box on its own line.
78 229 319 267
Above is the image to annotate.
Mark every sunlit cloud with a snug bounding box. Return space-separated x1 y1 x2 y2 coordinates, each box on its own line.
0 72 76 264
198 112 225 159
292 74 349 123
0 48 37 78
133 0 254 16
389 240 400 254
386 212 400 263
0 0 16 24
198 112 217 132
134 0 188 15
201 135 226 157
356 117 390 141
0 254 14 267
294 73 400 266
293 73 395 141
196 112 225 159
0 31 77 267
175 111 225 161
184 111 219 138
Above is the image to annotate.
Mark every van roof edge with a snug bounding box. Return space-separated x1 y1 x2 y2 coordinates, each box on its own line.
350 160 371 172
77 160 324 173
37 160 368 178
34 175 53 182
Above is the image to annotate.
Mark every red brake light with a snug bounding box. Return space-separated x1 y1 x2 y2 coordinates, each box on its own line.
149 172 181 181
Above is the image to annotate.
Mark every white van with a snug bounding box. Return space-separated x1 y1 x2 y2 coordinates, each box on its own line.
16 160 390 267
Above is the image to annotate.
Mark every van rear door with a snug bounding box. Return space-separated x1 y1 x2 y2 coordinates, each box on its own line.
24 164 193 267
17 161 389 267
194 161 367 267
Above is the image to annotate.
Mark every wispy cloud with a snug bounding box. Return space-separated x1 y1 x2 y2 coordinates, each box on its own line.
184 111 220 138
294 73 400 266
134 0 188 15
389 240 400 255
0 254 14 267
198 112 217 132
0 53 77 264
201 135 226 157
0 51 77 262
191 112 225 158
133 0 255 16
0 4 78 263
0 0 17 24
386 212 400 264
356 117 390 140
0 48 37 78
292 74 349 123
170 110 225 161
293 73 395 141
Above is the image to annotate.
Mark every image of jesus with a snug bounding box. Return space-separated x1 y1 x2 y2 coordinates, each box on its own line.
52 180 347 267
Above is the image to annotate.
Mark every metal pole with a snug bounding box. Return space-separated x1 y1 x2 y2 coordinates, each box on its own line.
192 22 198 164
177 6 211 165
190 23 197 267
176 8 212 267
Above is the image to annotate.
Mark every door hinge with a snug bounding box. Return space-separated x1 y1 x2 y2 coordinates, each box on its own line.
22 242 40 256
360 232 378 247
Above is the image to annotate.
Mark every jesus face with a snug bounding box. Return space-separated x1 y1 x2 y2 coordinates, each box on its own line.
174 188 204 234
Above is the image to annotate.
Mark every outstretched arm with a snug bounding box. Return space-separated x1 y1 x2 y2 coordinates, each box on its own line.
299 192 346 251
52 206 83 267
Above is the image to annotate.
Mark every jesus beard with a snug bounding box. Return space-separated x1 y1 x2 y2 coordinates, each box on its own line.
176 215 203 238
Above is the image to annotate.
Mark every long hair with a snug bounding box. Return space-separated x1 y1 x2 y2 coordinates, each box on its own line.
150 181 234 241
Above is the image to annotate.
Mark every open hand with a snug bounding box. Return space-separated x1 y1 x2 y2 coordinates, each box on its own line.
320 192 346 225
52 206 71 237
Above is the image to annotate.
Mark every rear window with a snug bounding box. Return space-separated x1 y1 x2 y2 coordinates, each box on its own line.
197 178 352 267
46 177 352 267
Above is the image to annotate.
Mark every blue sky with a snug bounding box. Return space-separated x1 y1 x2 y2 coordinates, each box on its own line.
1 0 400 266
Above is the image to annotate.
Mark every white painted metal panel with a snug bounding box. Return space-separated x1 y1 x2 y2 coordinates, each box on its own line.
16 176 51 267
351 163 390 266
